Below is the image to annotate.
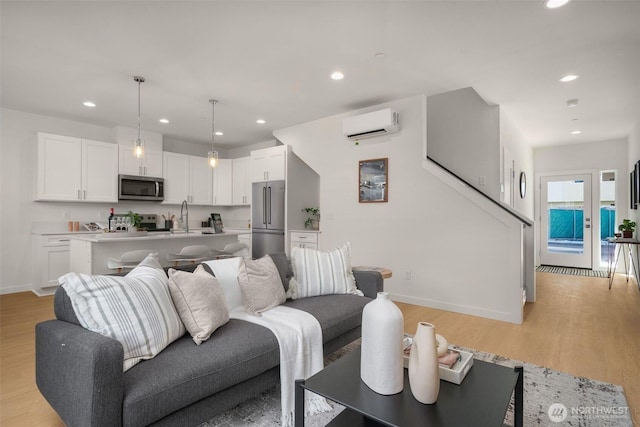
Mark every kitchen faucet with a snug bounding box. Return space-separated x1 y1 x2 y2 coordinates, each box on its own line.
180 199 189 233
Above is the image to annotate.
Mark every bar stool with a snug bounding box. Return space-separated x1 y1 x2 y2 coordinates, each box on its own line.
107 249 154 273
167 245 211 267
222 242 249 257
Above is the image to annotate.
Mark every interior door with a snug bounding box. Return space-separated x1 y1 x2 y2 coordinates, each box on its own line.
540 174 592 268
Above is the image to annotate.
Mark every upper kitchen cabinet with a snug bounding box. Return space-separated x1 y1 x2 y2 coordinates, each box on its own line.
213 158 233 205
251 145 289 182
118 145 163 177
163 152 213 205
36 132 118 202
232 156 251 205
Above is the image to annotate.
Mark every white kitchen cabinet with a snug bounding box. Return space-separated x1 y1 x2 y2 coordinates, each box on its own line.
119 146 163 177
290 231 319 251
37 133 118 202
189 156 213 205
251 145 287 182
163 152 213 205
213 159 233 205
33 234 73 295
232 156 251 205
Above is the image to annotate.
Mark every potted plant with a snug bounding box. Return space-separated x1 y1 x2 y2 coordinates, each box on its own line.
618 219 636 239
302 207 320 230
127 211 142 231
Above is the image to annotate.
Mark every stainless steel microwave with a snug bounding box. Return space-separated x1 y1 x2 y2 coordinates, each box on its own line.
118 175 164 201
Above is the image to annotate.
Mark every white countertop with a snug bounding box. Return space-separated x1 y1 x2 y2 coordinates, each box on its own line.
69 230 247 243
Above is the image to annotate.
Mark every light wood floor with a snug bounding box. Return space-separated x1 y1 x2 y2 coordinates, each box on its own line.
1 272 639 426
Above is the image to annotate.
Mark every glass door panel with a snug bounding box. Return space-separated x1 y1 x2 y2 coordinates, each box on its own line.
540 174 592 269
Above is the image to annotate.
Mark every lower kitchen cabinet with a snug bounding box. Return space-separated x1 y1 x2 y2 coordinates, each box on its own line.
290 231 319 252
33 234 72 296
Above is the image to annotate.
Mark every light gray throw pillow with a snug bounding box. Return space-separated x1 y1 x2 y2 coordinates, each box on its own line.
168 265 230 345
237 255 286 316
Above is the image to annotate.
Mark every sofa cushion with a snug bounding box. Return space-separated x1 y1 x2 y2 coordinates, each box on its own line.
59 253 186 371
121 319 279 427
284 294 371 343
168 265 229 345
237 255 286 316
289 242 359 299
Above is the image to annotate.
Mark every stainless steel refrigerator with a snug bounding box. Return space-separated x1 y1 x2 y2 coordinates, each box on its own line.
252 180 285 258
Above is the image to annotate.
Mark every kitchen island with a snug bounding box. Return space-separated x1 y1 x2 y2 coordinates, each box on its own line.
69 230 246 275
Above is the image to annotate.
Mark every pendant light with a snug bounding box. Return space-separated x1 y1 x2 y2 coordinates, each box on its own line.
133 76 145 158
208 99 219 168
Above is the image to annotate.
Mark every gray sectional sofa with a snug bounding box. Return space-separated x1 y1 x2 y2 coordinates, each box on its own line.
35 255 383 427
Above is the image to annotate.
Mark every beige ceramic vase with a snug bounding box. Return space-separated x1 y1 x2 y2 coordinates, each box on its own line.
408 322 440 404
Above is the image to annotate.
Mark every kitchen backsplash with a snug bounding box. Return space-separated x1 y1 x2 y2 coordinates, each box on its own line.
31 203 250 233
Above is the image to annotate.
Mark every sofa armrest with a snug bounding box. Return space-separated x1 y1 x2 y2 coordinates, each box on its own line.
353 270 384 299
36 320 124 427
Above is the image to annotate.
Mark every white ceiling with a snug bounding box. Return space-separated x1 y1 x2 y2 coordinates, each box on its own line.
2 1 639 149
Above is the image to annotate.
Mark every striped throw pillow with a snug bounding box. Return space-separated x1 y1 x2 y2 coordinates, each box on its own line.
290 242 360 299
59 253 186 371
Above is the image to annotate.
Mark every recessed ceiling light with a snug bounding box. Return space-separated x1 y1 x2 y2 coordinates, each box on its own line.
215 131 223 136
83 101 96 108
158 118 170 124
571 130 582 135
559 74 579 83
545 0 571 9
256 119 266 124
330 71 344 80
374 52 386 59
566 99 579 108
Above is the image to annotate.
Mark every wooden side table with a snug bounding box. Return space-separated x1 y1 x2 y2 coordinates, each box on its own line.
352 266 392 279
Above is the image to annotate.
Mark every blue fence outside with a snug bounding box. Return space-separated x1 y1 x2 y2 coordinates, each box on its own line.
548 207 616 240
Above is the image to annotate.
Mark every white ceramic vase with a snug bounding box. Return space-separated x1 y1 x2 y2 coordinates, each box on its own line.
360 292 404 395
408 322 440 404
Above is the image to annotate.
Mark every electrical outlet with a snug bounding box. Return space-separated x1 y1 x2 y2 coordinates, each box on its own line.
479 176 487 186
64 211 71 219
405 271 412 280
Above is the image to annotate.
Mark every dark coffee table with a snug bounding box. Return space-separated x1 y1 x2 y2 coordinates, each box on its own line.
295 347 523 427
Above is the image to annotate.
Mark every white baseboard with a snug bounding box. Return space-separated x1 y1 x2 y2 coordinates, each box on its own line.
0 284 35 295
387 292 521 324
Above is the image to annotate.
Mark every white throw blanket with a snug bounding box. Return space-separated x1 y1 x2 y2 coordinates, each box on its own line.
230 306 332 427
204 258 331 426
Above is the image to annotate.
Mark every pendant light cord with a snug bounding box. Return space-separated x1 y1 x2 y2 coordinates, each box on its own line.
210 99 217 151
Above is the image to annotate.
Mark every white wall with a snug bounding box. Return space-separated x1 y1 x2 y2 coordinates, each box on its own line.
426 87 501 200
0 108 245 293
501 109 534 218
628 122 639 227
274 94 526 323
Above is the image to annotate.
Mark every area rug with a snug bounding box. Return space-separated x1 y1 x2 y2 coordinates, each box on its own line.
199 340 631 427
536 265 609 278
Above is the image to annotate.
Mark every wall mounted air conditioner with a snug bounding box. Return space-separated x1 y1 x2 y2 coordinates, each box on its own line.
342 108 399 141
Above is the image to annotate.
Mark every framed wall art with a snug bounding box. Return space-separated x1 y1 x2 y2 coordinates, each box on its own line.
359 158 388 203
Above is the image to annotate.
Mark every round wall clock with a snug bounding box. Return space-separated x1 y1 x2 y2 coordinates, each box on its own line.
519 171 527 199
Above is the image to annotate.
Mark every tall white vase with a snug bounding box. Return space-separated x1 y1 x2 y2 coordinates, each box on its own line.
360 292 404 395
408 322 440 404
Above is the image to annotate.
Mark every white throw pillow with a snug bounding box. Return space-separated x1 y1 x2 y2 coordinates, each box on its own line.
289 242 360 299
202 257 244 311
59 253 186 371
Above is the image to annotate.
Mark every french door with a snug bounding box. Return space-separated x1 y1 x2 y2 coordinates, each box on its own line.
540 174 592 269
